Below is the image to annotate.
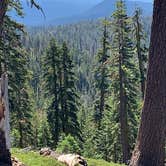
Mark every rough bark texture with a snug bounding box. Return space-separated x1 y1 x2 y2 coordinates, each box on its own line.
0 2 11 165
0 74 11 166
0 0 8 35
130 1 166 166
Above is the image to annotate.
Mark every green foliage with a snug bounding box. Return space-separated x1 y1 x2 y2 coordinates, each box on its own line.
7 1 149 164
0 14 33 148
87 158 125 166
132 8 148 99
56 135 80 154
11 148 65 166
93 19 111 125
2 0 150 164
12 148 124 166
43 39 81 147
109 0 140 162
43 38 61 146
31 110 53 148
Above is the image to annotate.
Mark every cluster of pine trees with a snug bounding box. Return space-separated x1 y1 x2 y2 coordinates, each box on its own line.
0 0 152 165
43 39 81 146
81 2 148 163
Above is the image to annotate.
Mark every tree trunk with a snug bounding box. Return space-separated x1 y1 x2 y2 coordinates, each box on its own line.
130 1 166 166
118 18 130 163
0 74 12 165
19 122 23 148
0 2 12 165
135 11 146 99
0 0 8 35
119 52 129 163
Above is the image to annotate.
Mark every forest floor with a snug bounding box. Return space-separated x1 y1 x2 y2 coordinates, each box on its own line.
11 148 124 166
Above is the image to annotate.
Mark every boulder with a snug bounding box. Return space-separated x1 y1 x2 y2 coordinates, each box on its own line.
58 154 88 166
39 147 88 166
39 147 51 156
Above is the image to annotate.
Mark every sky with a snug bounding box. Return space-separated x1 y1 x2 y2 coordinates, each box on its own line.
14 0 153 25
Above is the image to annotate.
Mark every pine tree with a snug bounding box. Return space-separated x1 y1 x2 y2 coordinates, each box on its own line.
110 0 139 163
93 19 110 126
43 38 61 147
3 17 33 148
133 8 148 99
59 42 81 139
43 40 81 145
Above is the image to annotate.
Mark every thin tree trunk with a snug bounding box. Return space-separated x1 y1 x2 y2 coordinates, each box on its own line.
98 25 107 125
130 1 166 166
118 17 130 163
119 51 129 163
52 57 59 146
19 122 23 148
135 11 146 99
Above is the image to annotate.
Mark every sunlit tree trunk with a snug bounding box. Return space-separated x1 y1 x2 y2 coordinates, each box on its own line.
130 1 166 166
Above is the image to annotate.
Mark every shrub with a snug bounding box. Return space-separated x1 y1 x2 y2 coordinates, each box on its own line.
56 135 80 154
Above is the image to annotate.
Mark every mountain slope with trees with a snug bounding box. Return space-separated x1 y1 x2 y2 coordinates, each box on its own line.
1 0 165 166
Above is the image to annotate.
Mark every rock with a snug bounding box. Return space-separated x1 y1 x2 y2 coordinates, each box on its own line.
39 147 52 156
58 154 88 166
39 147 60 159
11 157 26 166
39 147 88 166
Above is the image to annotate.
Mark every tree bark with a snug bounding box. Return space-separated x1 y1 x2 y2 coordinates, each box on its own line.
0 74 12 166
0 0 8 36
0 1 11 165
130 1 166 166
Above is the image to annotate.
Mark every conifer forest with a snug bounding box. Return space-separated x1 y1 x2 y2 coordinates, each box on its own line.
0 0 165 166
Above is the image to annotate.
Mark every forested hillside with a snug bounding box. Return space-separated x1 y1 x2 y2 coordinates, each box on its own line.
10 4 150 164
0 0 165 166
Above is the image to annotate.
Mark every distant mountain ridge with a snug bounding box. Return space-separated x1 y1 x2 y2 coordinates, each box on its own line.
50 0 153 25
85 0 153 18
11 0 153 26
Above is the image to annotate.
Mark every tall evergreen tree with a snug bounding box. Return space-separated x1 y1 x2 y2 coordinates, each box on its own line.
0 1 40 164
43 39 61 146
43 40 81 145
0 15 33 148
133 8 148 99
60 42 81 139
94 19 110 126
110 0 139 163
